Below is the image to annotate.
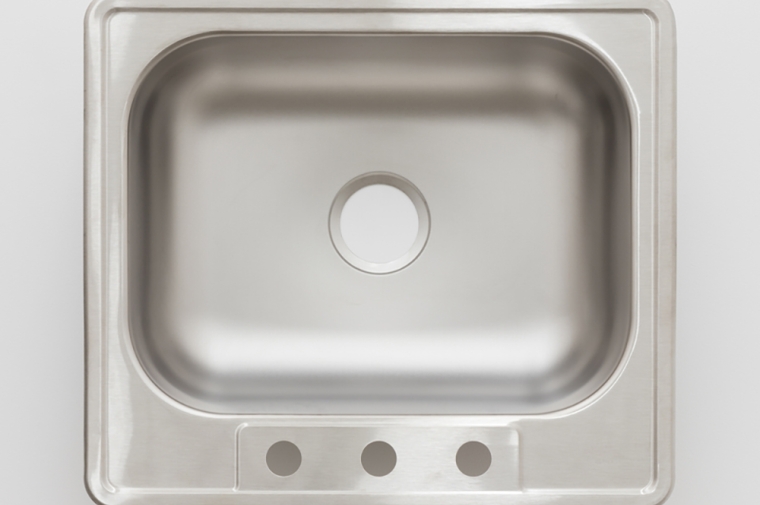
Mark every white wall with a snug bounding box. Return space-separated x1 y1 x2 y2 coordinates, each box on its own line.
669 0 760 502
0 0 757 503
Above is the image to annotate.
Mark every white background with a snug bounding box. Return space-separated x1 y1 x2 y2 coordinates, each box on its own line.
0 1 757 503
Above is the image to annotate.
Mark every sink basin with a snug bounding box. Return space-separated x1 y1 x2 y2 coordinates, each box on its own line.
85 0 675 503
129 34 632 415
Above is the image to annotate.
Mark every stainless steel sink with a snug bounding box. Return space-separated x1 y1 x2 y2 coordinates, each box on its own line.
85 1 676 504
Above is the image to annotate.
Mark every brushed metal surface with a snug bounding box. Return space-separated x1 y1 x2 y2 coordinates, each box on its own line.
128 34 632 414
84 1 676 504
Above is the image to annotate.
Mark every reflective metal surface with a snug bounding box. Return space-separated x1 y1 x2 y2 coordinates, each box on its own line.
85 1 676 503
129 34 631 415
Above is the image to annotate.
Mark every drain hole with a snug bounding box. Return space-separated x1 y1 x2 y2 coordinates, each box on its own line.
361 441 397 477
456 441 491 477
266 441 301 476
340 184 419 264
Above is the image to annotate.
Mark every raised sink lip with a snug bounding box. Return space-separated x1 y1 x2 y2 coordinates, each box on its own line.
84 1 675 503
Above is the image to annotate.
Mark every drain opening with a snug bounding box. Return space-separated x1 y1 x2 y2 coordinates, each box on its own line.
361 441 397 477
340 184 419 264
266 441 301 477
329 172 430 274
456 441 491 477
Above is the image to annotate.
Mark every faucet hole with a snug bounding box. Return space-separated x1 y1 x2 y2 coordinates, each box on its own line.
266 441 301 476
361 441 397 477
456 441 491 477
